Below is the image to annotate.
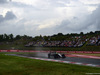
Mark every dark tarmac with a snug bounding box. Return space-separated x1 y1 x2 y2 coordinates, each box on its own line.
37 55 100 65
7 53 100 65
56 57 100 65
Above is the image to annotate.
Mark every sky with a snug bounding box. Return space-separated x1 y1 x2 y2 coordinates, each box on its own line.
0 0 100 36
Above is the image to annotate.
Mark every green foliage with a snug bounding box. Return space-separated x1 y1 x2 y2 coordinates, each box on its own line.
0 34 3 42
0 53 100 75
0 34 14 42
15 35 21 40
0 30 100 42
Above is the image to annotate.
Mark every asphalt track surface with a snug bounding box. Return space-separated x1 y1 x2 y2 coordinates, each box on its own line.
6 53 100 66
59 57 100 65
37 56 100 65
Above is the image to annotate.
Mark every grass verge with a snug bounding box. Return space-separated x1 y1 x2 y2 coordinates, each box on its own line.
71 53 100 57
0 53 100 75
0 44 100 51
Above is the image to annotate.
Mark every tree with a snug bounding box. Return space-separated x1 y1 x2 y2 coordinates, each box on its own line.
0 34 4 42
4 34 9 41
89 31 94 35
9 34 14 41
57 33 63 36
15 35 21 40
43 36 48 41
80 32 84 35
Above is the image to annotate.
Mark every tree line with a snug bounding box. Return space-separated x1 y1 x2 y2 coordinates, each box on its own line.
0 31 100 42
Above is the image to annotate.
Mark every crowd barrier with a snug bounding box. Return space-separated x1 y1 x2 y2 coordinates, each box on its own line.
0 50 100 53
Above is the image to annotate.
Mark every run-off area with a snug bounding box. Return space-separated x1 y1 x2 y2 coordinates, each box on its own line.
5 52 100 68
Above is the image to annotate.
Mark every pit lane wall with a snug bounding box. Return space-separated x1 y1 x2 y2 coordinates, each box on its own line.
0 50 100 53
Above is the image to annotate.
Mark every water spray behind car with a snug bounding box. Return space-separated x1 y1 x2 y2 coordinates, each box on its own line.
34 47 49 58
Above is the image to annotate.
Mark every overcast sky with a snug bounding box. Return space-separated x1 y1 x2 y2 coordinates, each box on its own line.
0 0 100 36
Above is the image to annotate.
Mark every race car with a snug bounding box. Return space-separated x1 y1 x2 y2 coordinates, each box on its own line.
48 51 66 59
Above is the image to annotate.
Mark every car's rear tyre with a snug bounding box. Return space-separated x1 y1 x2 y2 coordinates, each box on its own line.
48 54 50 58
62 54 66 58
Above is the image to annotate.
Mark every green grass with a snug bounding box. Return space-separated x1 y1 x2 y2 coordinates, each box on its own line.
0 53 100 75
71 53 100 57
0 44 100 51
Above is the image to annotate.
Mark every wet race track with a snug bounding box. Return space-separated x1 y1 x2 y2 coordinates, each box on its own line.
6 53 100 67
60 57 100 65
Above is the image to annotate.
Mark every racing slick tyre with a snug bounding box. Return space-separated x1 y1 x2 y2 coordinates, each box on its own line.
62 54 66 58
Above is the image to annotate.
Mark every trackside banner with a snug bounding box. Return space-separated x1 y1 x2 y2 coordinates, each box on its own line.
0 50 100 53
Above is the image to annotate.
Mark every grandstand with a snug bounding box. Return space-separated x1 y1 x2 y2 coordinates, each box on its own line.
0 31 100 50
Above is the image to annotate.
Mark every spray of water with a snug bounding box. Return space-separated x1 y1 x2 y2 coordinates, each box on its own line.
34 47 50 58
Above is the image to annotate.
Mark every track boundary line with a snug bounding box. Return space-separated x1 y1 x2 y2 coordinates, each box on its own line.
6 54 100 68
66 54 100 59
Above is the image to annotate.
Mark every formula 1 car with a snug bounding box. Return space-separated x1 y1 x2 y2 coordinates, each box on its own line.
48 51 66 59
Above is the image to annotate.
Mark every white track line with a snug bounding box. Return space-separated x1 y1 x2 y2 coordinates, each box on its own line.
6 54 100 68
